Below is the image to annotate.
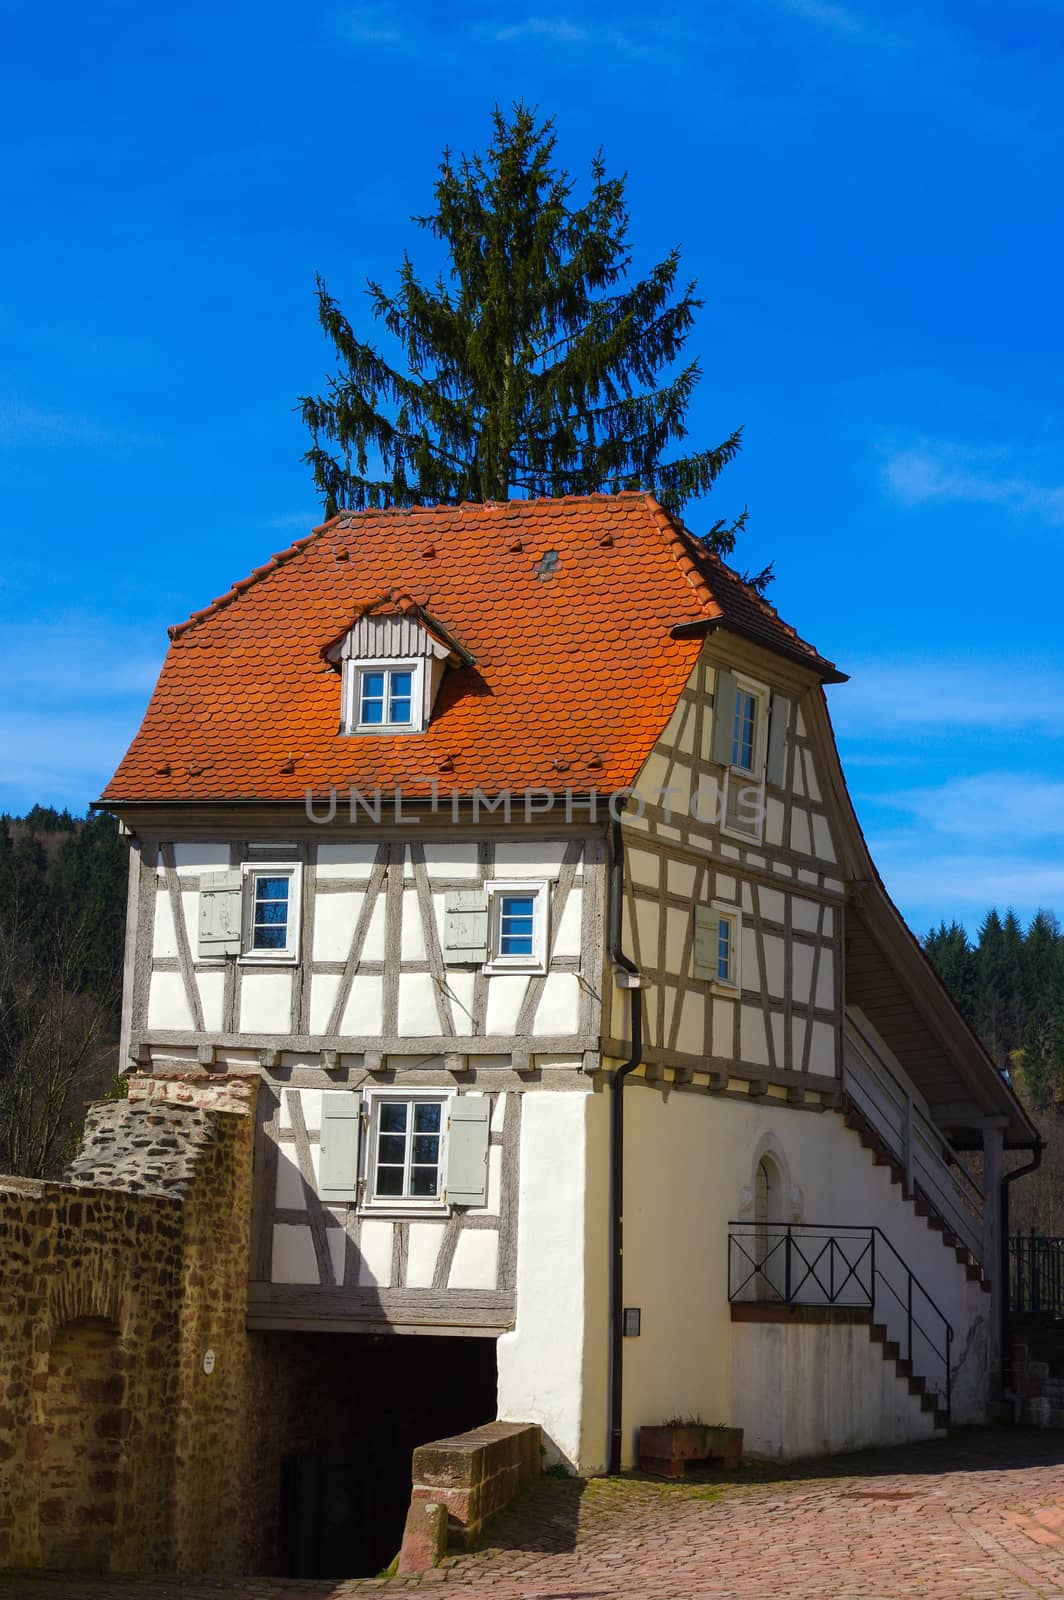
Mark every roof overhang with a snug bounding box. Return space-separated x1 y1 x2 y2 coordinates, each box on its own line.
846 891 1038 1150
669 616 850 684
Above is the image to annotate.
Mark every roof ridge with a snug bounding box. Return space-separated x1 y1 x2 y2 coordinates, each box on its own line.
641 495 724 619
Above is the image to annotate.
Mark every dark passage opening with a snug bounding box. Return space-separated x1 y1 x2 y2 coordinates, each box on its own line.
247 1330 497 1580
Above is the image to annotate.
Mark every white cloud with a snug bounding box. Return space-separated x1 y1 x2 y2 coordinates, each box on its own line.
0 403 157 451
0 618 164 705
873 848 1064 921
490 16 587 42
267 511 319 532
0 709 145 813
829 659 1064 737
328 5 403 45
882 773 1064 843
882 442 1064 525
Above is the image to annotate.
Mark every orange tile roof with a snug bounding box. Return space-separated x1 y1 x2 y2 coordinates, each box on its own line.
101 493 840 805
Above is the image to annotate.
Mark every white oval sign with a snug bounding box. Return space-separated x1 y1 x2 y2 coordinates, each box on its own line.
203 1348 216 1376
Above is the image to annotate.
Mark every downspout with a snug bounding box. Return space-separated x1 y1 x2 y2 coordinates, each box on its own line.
1000 1138 1044 1400
607 813 643 1476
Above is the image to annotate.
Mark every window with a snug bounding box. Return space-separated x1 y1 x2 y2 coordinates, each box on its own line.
241 863 300 960
345 658 426 733
731 689 759 772
716 911 737 986
485 880 548 972
361 1091 451 1209
693 903 740 988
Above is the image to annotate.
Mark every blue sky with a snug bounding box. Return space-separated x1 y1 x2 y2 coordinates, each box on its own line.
2 0 1062 938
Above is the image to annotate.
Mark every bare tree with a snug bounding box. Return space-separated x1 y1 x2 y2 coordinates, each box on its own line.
0 905 117 1178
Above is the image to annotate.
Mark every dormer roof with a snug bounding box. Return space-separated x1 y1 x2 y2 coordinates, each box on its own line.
100 492 842 804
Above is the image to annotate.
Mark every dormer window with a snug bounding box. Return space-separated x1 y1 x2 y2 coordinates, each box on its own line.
324 596 475 738
352 659 425 731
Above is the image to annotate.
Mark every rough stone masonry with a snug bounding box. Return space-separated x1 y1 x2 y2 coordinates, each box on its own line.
0 1075 259 1574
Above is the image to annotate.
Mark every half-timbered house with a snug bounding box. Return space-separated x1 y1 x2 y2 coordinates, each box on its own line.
100 492 1037 1499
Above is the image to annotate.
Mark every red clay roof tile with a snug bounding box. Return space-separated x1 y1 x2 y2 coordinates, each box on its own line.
101 493 839 805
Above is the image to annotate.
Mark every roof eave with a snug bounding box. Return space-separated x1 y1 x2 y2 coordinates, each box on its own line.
669 616 850 684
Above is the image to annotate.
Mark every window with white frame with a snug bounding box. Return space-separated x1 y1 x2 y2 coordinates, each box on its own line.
345 658 425 733
241 863 300 959
485 880 548 972
366 1092 448 1204
730 683 765 774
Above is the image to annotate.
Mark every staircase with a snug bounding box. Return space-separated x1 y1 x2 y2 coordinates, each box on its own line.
843 1008 990 1295
843 1099 991 1295
868 1316 949 1430
728 1221 956 1425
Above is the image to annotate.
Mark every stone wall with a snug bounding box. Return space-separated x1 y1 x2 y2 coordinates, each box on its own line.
0 1075 258 1574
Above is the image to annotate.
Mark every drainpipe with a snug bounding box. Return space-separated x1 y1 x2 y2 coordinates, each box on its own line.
607 813 643 1476
1000 1138 1044 1398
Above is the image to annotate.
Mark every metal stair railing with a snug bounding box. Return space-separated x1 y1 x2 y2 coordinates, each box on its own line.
843 1012 984 1264
728 1221 954 1420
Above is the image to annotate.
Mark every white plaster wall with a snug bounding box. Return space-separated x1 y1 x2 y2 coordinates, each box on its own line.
147 971 193 1030
617 1091 990 1468
733 1321 936 1459
497 1088 609 1471
239 969 293 1034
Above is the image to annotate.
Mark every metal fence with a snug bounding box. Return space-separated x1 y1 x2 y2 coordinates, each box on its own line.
1010 1231 1064 1316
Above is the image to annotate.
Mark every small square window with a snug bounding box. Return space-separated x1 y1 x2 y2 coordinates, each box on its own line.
485 881 548 972
345 658 426 734
367 1094 447 1206
241 864 300 960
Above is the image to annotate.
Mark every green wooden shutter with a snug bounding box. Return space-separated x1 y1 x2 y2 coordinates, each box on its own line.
766 694 791 788
443 890 489 964
198 870 243 957
693 905 723 982
445 1095 491 1206
318 1091 362 1203
712 670 738 767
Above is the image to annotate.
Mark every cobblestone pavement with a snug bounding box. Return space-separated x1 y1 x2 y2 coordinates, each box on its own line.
5 1430 1064 1600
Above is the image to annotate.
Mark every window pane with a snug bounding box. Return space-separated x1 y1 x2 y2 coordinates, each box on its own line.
377 1134 406 1165
256 902 288 926
253 924 287 951
388 671 413 725
379 1102 408 1134
731 691 757 770
718 919 732 982
375 1166 404 1196
256 877 289 902
413 1134 440 1164
499 894 536 957
413 1103 441 1133
360 670 385 724
410 1166 439 1197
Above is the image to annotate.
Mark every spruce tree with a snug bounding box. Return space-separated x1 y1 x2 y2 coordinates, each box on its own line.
300 105 755 572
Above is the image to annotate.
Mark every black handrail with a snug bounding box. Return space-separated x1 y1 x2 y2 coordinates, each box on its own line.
728 1221 954 1421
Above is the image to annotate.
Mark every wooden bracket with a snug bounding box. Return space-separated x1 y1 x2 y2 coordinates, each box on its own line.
363 1050 385 1074
196 1042 216 1068
320 1048 340 1073
444 1053 469 1076
511 1049 533 1075
258 1048 282 1071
